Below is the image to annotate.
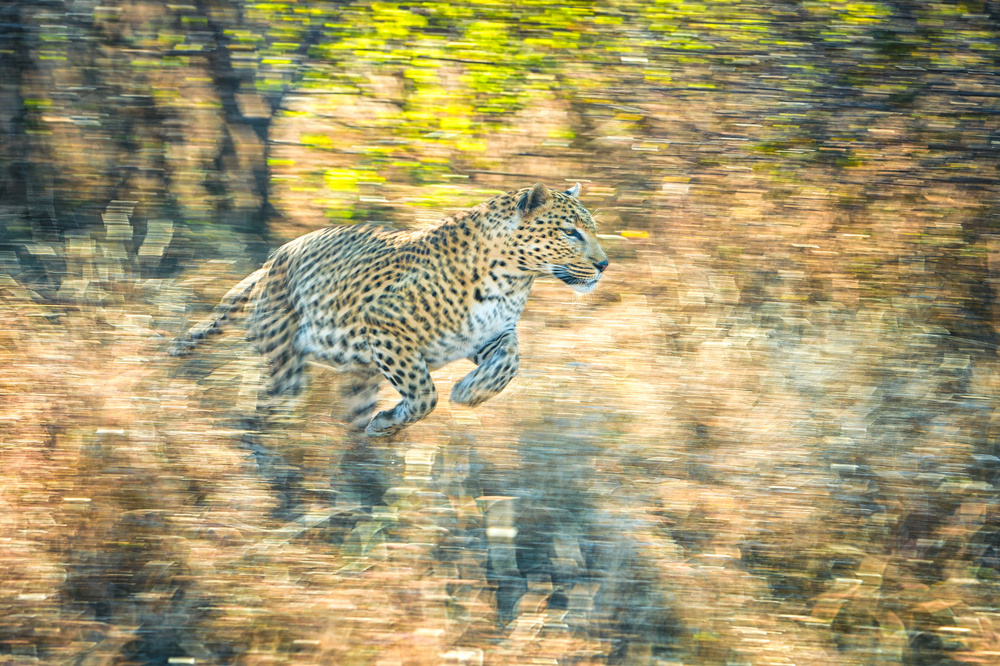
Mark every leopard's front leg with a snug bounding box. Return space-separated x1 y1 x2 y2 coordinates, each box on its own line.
364 327 438 437
450 327 519 407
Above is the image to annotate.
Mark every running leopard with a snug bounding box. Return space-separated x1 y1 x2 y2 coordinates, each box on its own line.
170 183 609 436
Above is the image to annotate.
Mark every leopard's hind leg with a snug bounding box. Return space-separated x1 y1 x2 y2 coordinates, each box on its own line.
339 371 382 432
245 257 309 418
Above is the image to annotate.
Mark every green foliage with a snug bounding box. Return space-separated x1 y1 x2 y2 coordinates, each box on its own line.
232 0 1000 203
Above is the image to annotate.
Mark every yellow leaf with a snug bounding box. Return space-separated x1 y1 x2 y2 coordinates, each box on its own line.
620 230 649 239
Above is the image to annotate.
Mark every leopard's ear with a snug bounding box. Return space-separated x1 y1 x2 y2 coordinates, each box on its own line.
565 182 581 198
517 183 551 215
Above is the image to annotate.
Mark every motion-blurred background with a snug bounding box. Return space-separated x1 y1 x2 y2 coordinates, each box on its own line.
3 1 1000 664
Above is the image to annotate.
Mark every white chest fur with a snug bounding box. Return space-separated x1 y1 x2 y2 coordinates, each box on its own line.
422 281 530 369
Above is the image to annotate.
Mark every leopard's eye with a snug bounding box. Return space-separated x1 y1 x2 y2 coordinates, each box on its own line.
564 228 583 241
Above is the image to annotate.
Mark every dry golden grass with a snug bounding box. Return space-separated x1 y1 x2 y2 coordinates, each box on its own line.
3 171 1000 665
10 1 1000 662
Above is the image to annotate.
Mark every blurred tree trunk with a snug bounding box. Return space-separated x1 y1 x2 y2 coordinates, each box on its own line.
0 0 286 287
0 3 47 234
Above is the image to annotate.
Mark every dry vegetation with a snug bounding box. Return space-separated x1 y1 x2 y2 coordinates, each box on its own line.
4 162 1000 665
6 1 1000 664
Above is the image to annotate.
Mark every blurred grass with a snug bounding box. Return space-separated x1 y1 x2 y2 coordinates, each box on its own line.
5 1 1000 664
3 179 1000 664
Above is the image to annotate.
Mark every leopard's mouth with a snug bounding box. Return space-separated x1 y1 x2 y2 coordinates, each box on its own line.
552 266 601 294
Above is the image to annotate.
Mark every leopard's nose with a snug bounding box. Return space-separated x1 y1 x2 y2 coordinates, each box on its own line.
594 259 609 273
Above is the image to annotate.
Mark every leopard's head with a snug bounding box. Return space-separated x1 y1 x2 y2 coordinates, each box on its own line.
505 183 609 294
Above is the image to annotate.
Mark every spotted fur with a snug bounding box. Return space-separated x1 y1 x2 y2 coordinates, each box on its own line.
171 183 609 436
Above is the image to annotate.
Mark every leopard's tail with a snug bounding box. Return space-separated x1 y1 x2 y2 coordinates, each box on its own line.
169 266 267 356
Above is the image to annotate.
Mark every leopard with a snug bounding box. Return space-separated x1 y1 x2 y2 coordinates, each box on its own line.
170 182 609 436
